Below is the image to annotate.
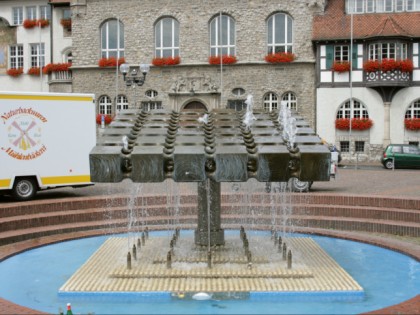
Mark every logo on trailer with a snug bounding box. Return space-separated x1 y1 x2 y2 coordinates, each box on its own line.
1 107 47 160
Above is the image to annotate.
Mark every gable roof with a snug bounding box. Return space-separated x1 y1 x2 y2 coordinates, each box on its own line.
313 0 420 41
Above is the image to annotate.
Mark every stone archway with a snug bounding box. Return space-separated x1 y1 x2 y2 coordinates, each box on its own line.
182 101 207 111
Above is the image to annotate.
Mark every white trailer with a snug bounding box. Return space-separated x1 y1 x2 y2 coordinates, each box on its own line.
0 92 96 201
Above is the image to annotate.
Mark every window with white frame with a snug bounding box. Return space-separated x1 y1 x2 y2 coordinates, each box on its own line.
30 43 45 68
405 100 420 119
368 42 407 60
9 45 24 69
263 92 278 112
336 100 369 119
26 6 37 20
141 101 162 111
347 0 420 12
334 45 349 62
99 96 112 115
227 100 246 111
210 14 236 56
116 95 128 111
101 19 124 58
155 17 179 58
267 13 293 54
40 6 51 20
282 92 297 111
145 89 158 98
63 8 71 19
13 7 23 25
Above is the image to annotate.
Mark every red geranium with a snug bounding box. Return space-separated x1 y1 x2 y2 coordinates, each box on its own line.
404 118 420 130
98 57 126 67
332 61 351 73
399 59 414 72
43 63 71 74
152 56 180 66
265 52 295 63
37 19 49 28
380 58 399 72
60 18 72 30
27 67 41 76
96 114 113 125
23 19 37 29
335 118 373 131
208 55 237 65
7 68 24 77
363 60 380 72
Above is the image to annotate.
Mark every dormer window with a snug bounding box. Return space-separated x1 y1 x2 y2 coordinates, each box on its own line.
346 0 420 13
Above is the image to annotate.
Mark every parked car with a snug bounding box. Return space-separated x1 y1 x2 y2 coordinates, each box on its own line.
381 144 420 169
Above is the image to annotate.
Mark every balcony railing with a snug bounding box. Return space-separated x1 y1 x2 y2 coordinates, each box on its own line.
49 70 72 82
365 70 411 87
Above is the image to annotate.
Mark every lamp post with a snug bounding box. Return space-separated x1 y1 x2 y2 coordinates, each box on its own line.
119 63 150 109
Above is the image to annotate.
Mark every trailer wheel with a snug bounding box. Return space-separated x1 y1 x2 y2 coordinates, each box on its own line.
12 178 37 201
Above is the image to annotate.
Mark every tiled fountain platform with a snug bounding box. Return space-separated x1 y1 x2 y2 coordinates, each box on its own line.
59 236 362 295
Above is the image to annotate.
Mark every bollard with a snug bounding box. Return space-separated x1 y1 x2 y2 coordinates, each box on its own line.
132 244 137 260
287 250 292 269
207 250 212 269
167 251 172 269
127 252 132 270
282 243 287 260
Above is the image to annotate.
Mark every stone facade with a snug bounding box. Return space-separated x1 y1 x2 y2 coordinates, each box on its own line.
70 0 323 127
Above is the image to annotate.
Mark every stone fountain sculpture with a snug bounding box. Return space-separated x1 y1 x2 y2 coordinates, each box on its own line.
90 105 331 246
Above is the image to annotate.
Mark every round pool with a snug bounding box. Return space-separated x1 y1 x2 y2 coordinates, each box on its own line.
0 232 418 314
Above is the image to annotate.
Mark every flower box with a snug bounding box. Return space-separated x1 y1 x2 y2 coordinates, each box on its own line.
208 55 237 65
265 52 295 63
404 118 420 131
23 19 37 29
399 59 414 72
43 63 71 74
98 57 126 67
60 18 72 31
6 68 24 77
37 19 49 28
96 114 113 125
363 60 380 72
152 56 180 66
380 58 399 72
27 67 41 76
335 118 373 131
332 61 351 73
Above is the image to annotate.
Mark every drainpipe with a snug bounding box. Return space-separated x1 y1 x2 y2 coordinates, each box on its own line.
383 101 391 146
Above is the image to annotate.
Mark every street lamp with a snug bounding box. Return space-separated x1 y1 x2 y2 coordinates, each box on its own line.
119 63 150 87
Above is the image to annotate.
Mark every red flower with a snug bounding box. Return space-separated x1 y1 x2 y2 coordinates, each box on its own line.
363 60 380 72
265 52 295 63
335 118 373 131
27 67 41 76
96 114 113 125
152 56 181 66
399 59 414 72
6 68 24 77
208 55 237 65
43 63 71 74
23 19 37 29
332 61 351 73
98 57 126 67
37 19 49 28
380 58 399 72
404 118 420 131
60 18 72 30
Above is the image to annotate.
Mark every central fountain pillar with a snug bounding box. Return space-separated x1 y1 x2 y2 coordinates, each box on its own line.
195 179 225 246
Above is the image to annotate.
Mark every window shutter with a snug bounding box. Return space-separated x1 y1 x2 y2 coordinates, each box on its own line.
352 49 358 69
326 45 334 69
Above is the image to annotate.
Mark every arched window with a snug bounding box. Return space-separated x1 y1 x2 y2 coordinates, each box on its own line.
281 92 297 111
99 95 112 115
145 89 159 98
210 14 236 56
267 13 293 54
155 17 179 58
405 99 420 119
116 95 128 111
336 99 369 119
263 92 278 111
101 19 124 58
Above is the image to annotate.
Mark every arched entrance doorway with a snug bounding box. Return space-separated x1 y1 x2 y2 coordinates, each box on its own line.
182 101 207 111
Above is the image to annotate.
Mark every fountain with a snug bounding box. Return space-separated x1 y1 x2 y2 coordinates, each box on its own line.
66 101 363 299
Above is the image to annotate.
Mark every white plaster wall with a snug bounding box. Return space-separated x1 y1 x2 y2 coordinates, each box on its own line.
317 87 384 145
390 87 420 143
51 7 72 63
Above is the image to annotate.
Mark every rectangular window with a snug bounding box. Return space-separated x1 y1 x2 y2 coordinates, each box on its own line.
30 43 45 68
376 0 384 12
63 9 71 20
334 45 349 61
26 6 37 20
12 7 23 25
227 100 246 111
340 141 350 153
355 141 365 152
141 101 162 111
40 6 51 20
395 0 405 11
368 44 379 60
9 45 24 69
400 43 408 59
381 43 396 59
366 0 376 11
384 0 394 11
